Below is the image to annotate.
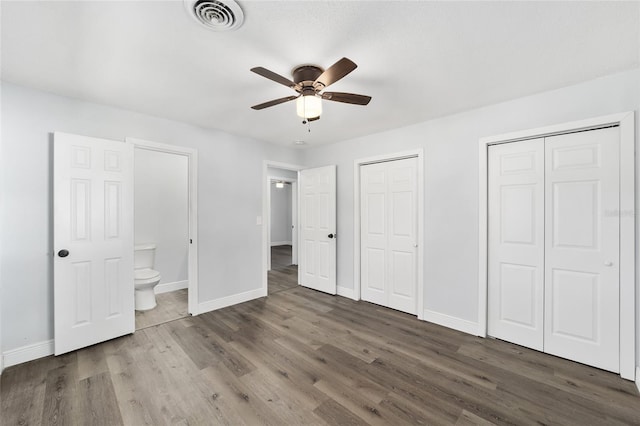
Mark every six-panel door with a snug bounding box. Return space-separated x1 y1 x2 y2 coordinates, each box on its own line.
54 132 134 355
299 165 337 294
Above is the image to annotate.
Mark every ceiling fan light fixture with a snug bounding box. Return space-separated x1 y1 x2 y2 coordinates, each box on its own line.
275 181 284 189
296 95 322 119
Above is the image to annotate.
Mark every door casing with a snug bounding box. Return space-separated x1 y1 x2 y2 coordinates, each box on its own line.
478 112 636 380
353 149 425 318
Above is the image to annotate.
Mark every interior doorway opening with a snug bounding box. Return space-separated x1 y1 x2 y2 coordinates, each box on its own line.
262 161 303 296
128 137 198 330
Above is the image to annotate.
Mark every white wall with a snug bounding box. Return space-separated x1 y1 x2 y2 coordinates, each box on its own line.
134 148 189 286
0 82 299 353
301 69 640 365
267 167 298 180
270 182 292 245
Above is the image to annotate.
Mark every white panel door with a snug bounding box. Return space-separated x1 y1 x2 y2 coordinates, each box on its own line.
361 158 418 314
488 139 544 350
299 165 336 294
361 162 388 307
54 132 134 355
544 127 620 372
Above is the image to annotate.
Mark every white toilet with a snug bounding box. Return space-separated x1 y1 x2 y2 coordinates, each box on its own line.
134 243 162 311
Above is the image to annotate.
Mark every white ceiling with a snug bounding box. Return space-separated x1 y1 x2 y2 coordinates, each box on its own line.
2 1 639 148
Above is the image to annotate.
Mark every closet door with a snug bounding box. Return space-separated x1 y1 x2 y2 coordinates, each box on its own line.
361 158 418 314
487 139 545 350
544 127 620 372
361 162 388 307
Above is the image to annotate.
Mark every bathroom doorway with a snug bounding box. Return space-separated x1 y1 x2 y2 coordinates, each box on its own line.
128 137 198 330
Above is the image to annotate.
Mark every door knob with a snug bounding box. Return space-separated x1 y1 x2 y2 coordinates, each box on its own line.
328 234 334 239
58 249 69 258
604 261 613 267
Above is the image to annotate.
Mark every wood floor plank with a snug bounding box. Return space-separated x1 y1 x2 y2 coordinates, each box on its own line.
273 334 390 404
239 368 328 425
41 354 78 426
200 363 286 426
313 379 403 426
77 372 123 425
229 335 330 410
107 334 172 426
313 399 369 426
144 325 248 425
456 409 498 426
121 330 192 424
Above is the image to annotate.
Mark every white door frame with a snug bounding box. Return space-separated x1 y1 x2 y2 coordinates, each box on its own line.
353 149 425 318
262 160 304 296
267 174 297 270
126 137 199 316
477 111 635 381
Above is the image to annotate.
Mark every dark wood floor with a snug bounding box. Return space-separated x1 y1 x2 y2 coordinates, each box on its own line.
2 266 639 425
269 245 298 295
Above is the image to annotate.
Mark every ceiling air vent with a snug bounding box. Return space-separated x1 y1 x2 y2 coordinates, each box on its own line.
184 0 244 32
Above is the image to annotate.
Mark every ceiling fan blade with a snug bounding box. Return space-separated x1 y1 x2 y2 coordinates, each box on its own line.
251 67 297 89
321 92 371 105
251 95 299 110
314 57 357 88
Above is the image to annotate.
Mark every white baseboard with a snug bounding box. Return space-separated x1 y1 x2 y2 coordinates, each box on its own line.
3 339 54 369
337 286 358 300
195 287 265 316
270 241 292 247
422 309 480 336
155 280 188 294
636 367 640 393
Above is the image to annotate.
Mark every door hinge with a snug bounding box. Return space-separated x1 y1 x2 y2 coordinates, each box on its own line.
190 239 193 244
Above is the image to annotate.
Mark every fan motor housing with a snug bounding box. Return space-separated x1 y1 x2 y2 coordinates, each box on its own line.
292 65 324 85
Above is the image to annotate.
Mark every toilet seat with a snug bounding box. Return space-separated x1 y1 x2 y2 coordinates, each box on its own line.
135 268 160 284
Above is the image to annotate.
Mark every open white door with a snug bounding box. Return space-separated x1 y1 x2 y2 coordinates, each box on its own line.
299 165 336 294
54 132 134 355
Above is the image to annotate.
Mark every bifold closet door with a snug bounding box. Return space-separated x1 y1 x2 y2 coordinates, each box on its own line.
361 157 418 315
488 139 545 350
488 127 621 373
543 127 620 373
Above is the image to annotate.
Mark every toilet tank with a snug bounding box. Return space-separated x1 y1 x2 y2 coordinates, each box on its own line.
134 244 156 270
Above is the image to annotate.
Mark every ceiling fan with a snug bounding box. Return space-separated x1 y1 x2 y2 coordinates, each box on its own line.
250 57 372 122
